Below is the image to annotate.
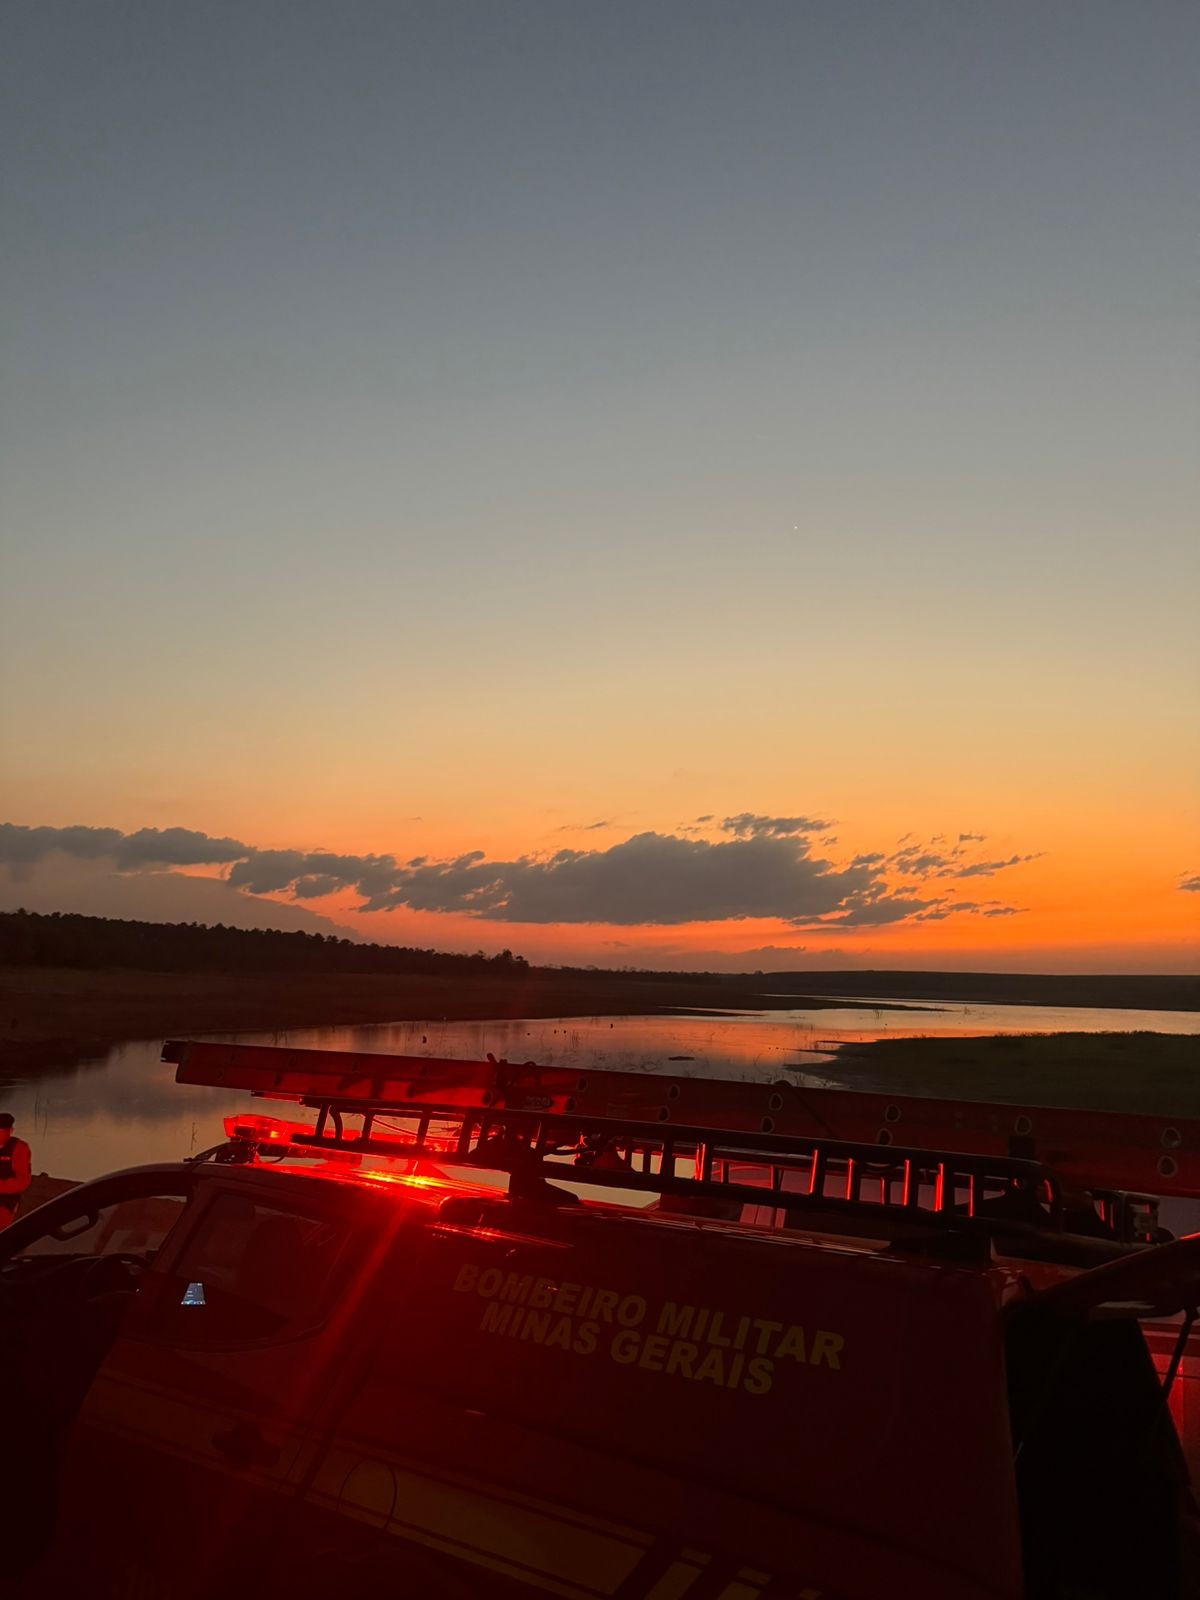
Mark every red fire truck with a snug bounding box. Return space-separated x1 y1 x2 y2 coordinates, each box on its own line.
2 1039 1198 1599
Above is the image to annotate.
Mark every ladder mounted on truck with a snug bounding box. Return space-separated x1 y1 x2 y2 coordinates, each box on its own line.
164 1040 1193 1250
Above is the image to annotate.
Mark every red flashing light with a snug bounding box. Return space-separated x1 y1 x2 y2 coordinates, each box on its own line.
223 1113 310 1146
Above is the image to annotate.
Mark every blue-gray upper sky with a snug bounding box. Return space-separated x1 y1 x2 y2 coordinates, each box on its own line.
2 2 1197 968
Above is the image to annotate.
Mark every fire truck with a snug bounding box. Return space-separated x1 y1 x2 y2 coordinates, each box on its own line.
2 1039 1199 1599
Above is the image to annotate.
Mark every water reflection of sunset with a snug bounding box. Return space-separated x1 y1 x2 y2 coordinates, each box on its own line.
11 1004 1199 1184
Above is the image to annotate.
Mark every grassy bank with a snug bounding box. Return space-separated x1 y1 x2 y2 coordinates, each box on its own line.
822 1031 1200 1115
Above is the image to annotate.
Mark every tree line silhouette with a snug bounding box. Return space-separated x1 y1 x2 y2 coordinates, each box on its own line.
4 910 1186 1009
0 908 532 978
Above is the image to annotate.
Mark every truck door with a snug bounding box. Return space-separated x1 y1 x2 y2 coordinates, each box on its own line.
0 1170 196 1590
276 1206 1020 1600
1008 1234 1200 1600
28 1179 365 1599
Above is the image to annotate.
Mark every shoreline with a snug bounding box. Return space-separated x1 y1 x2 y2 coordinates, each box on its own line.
3 962 1195 1078
0 965 933 1074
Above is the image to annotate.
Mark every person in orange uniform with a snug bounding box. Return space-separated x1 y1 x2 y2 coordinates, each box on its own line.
0 1113 31 1229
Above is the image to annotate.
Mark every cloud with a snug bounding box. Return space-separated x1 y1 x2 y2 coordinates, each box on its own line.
806 895 939 928
585 943 865 974
720 813 833 838
0 823 398 917
881 840 966 877
959 832 986 843
556 820 612 833
726 944 809 960
1 823 123 867
0 817 1037 933
292 874 344 899
113 826 252 868
875 837 1043 883
913 899 1023 922
359 831 896 925
895 851 955 876
1179 873 1200 893
226 847 402 899
951 853 1042 879
0 853 357 938
0 822 249 870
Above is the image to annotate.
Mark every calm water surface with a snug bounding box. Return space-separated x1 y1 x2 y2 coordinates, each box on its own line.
4 1000 1198 1181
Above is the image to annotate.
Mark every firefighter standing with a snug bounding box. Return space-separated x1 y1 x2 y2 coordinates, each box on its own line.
0 1112 31 1229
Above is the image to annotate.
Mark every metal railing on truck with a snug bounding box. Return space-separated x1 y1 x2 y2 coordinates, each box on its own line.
163 1040 1185 1251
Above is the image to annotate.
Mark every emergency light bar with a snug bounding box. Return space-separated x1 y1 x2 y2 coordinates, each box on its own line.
221 1109 464 1159
165 1039 1200 1200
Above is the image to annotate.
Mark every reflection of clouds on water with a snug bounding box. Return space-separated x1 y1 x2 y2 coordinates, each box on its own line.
10 1002 1200 1183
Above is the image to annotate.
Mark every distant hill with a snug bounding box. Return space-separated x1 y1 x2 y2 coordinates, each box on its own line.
747 968 1200 1013
2 908 1194 1011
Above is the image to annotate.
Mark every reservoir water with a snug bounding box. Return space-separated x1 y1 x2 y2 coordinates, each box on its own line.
4 1000 1198 1182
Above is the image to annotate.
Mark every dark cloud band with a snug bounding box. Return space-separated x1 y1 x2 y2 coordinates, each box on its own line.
0 819 1034 930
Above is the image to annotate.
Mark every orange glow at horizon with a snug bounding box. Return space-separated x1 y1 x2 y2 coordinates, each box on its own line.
240 809 1197 973
5 767 1195 973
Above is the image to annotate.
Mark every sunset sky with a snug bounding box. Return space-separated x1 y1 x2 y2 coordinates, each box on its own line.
2 3 1197 973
